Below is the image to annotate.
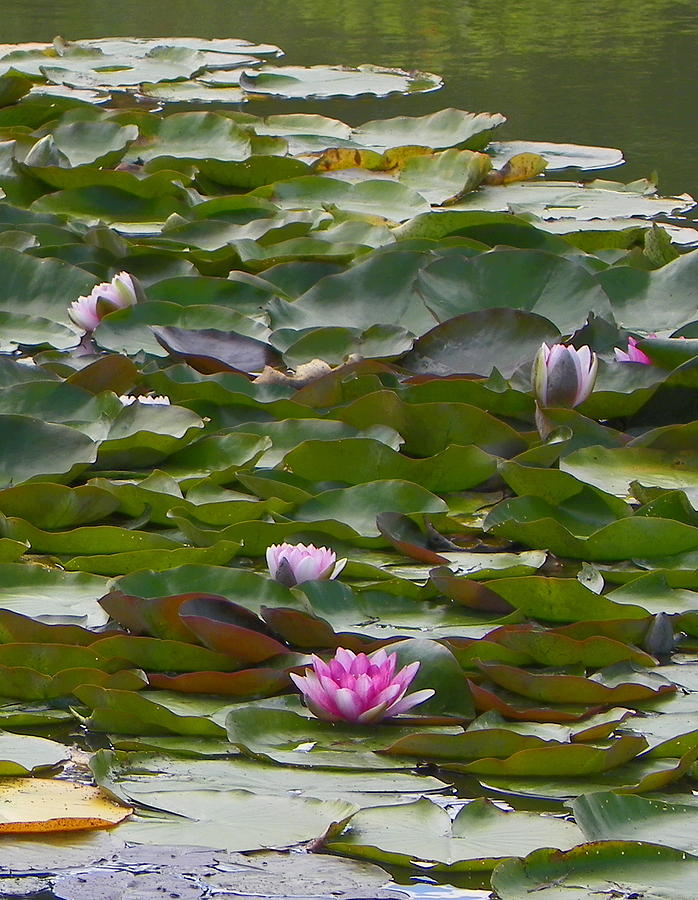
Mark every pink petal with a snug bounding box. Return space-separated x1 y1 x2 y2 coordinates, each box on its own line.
334 648 357 672
532 344 550 405
575 350 598 404
310 655 331 679
328 658 347 681
317 673 341 695
371 682 404 709
625 337 652 364
68 296 100 332
332 688 364 721
392 660 421 691
305 698 342 722
353 672 374 703
265 545 281 578
368 648 389 668
294 549 336 583
386 688 435 716
111 271 138 307
292 554 324 583
349 653 370 676
357 700 393 723
288 672 309 692
296 673 340 718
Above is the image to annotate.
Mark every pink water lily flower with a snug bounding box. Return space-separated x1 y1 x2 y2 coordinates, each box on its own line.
614 335 653 364
266 542 347 587
290 647 435 723
68 271 140 332
532 342 598 408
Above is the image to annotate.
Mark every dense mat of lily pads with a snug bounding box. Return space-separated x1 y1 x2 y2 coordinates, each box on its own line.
0 34 698 898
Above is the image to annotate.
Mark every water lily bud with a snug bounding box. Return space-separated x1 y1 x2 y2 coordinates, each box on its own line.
614 336 652 364
290 647 434 723
266 542 346 587
533 342 598 408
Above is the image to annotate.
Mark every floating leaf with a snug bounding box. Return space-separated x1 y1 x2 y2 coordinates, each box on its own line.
152 325 282 375
0 733 69 775
573 791 698 854
492 842 698 900
326 797 583 871
352 109 506 152
488 140 624 172
400 309 559 378
0 779 130 832
485 152 547 185
240 65 442 99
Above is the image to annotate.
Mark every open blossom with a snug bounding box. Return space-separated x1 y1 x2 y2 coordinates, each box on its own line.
532 342 598 408
68 271 140 332
266 542 346 587
119 394 171 406
290 647 434 723
614 335 653 364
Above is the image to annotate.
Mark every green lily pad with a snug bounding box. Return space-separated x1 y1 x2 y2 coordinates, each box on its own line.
400 309 560 378
258 176 431 223
597 248 698 331
573 791 698 853
0 483 118 529
485 497 698 562
64 540 241 576
0 246 97 324
492 842 698 900
139 81 246 104
0 566 111 628
240 65 442 99
351 109 506 152
113 790 357 853
226 699 461 769
561 445 698 506
0 732 69 775
326 796 583 871
0 415 97 488
92 748 448 807
27 120 138 169
476 661 674 706
0 311 80 351
419 248 614 333
289 480 447 538
284 438 497 492
136 111 253 163
74 685 234 736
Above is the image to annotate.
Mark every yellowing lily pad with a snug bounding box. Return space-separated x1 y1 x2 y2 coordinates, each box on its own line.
0 778 131 832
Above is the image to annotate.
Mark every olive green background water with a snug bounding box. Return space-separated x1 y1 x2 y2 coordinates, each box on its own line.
4 0 698 202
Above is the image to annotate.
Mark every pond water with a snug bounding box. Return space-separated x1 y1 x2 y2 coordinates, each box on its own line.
5 0 698 202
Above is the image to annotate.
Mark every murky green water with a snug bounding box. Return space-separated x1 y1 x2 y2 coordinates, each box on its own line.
5 0 698 202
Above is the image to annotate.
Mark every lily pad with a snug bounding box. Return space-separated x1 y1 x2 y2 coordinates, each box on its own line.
326 797 583 871
239 65 442 99
492 842 698 900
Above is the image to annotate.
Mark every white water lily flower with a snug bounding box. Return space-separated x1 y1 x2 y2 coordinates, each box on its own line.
68 271 140 333
119 394 171 406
